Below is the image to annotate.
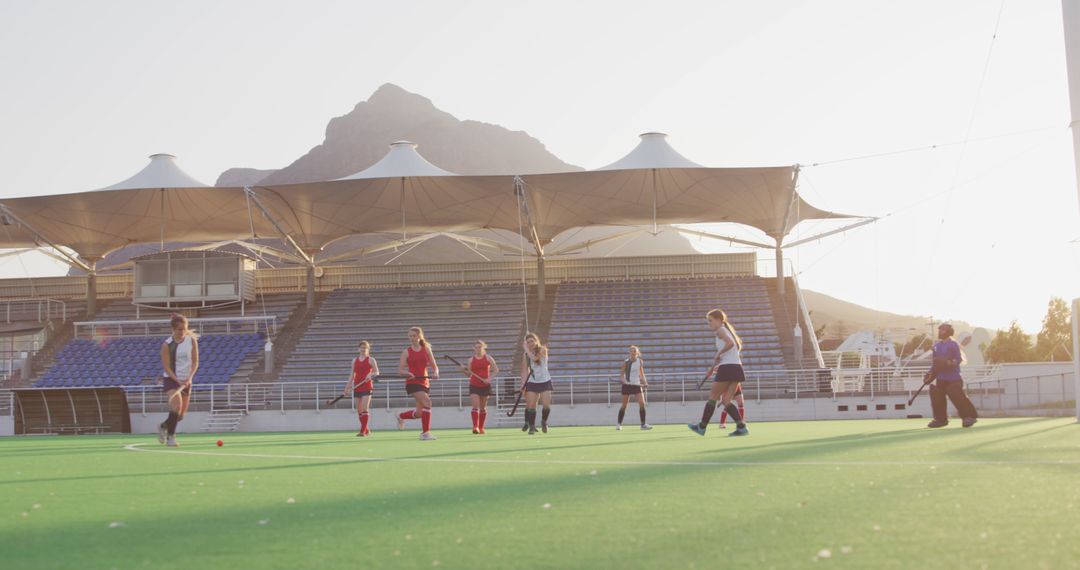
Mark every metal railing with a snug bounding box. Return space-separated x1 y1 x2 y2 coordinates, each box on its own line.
830 365 1000 398
73 316 276 339
966 372 1076 413
2 298 66 323
12 364 1063 419
110 368 841 416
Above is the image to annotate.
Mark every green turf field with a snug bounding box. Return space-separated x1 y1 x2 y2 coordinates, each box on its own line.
3 418 1080 569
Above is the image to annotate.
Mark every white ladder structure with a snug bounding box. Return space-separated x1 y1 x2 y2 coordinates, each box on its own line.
202 408 246 432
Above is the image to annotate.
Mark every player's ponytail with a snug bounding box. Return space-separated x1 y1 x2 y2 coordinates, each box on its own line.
706 308 741 350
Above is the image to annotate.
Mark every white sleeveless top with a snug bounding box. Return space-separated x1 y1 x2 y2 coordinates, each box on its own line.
624 358 643 385
526 354 551 384
164 335 195 379
715 326 742 366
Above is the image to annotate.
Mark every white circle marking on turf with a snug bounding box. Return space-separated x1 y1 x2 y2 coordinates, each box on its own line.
122 443 1080 467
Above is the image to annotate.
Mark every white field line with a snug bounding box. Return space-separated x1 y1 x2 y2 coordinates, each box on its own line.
123 443 1080 467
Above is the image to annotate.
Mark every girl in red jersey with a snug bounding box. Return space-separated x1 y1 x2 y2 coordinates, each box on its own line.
341 340 379 436
397 326 440 441
461 340 499 434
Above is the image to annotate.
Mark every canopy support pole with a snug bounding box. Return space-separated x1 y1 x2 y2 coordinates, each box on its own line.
1062 0 1080 421
86 264 97 318
774 238 785 297
244 187 317 308
514 176 546 304
781 217 879 248
0 204 92 273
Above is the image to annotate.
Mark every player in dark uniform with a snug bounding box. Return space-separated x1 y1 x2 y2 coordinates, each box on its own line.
926 323 978 428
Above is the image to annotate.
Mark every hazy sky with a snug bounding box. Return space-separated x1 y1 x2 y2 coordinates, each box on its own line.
0 0 1077 333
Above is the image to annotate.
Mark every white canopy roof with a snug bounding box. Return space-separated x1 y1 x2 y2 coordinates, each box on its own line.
337 141 455 180
595 132 703 171
97 154 209 191
0 134 859 262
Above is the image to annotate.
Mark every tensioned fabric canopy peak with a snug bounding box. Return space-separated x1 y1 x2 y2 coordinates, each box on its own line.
0 135 855 263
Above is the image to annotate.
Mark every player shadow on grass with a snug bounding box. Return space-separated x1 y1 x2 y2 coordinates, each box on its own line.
691 417 1058 462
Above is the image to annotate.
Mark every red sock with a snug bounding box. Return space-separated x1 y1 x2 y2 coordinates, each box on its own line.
719 410 729 425
471 408 479 430
399 409 416 421
421 408 432 432
739 405 746 421
479 410 487 430
359 412 369 433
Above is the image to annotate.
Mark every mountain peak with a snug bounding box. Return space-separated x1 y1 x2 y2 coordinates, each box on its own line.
217 85 579 186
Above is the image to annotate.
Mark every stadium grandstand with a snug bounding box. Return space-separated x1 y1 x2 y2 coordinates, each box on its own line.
0 135 1071 436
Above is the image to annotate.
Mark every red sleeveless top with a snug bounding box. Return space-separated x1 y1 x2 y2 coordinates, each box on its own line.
406 346 430 387
352 356 373 392
469 355 491 388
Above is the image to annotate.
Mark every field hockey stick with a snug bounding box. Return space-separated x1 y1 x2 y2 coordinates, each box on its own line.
442 354 488 384
907 371 935 406
507 366 533 417
325 375 363 406
696 367 715 390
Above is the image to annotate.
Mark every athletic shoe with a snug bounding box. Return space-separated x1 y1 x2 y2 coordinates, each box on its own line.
688 423 706 436
961 417 978 428
640 424 653 430
166 437 179 448
397 417 406 430
472 428 480 435
157 423 167 444
356 431 365 437
362 430 370 436
528 426 538 435
616 424 622 431
541 423 548 433
718 424 727 429
419 432 437 441
521 423 529 432
729 427 749 437
927 420 948 428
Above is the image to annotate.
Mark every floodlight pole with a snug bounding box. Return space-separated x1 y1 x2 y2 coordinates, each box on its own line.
1064 0 1080 421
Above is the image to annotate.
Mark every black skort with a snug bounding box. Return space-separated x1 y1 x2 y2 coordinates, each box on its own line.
469 385 492 396
353 391 372 398
525 381 552 393
162 378 191 395
621 384 643 395
713 364 746 383
405 384 430 395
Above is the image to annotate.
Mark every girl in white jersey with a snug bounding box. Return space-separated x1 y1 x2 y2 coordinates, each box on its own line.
616 346 652 431
688 309 749 437
157 313 199 447
520 333 553 435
